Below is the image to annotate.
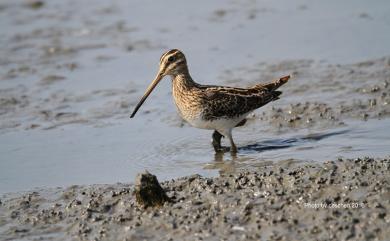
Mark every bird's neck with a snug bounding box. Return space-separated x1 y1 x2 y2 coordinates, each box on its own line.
171 70 198 90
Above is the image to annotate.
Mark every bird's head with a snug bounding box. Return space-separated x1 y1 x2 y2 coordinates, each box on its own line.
130 49 187 118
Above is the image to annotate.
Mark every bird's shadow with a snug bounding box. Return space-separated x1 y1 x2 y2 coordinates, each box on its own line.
239 129 349 153
212 129 350 162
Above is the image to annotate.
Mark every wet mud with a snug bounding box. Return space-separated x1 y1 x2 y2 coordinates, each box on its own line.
0 1 390 133
1 56 390 132
1 158 389 240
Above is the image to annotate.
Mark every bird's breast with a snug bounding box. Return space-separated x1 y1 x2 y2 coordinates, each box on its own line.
172 86 203 122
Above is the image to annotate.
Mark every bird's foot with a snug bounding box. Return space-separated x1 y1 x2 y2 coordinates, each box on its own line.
230 145 238 154
213 145 230 153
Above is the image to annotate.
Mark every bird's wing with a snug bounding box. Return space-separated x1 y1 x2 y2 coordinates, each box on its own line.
199 75 290 120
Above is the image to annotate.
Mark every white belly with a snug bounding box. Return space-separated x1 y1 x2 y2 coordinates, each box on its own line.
185 112 249 132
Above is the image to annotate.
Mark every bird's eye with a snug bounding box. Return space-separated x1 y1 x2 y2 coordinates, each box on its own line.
167 56 175 62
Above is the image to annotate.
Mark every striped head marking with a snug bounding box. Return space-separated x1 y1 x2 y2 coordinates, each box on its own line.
130 49 188 118
158 49 187 76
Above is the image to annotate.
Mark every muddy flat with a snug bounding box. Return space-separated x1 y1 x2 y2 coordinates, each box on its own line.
1 158 389 240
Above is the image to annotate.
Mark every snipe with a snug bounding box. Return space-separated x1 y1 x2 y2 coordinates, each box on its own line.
130 49 290 153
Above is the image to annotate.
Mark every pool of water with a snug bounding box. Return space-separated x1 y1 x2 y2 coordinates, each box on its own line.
1 116 389 194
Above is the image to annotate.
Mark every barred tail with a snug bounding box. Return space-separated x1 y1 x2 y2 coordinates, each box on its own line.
253 75 291 91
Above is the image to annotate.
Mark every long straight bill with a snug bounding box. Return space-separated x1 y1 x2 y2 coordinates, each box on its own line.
130 73 163 118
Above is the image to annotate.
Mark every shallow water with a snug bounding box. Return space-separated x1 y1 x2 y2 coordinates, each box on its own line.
1 117 389 194
1 0 390 194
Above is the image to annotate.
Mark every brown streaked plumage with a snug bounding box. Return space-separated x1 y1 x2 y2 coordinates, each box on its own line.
130 49 290 153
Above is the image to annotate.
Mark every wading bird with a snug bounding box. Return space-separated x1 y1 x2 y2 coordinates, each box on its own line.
130 49 290 153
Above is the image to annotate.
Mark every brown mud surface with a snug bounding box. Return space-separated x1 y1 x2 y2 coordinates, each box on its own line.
1 157 389 241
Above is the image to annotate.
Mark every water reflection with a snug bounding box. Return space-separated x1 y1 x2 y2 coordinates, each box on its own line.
206 129 350 173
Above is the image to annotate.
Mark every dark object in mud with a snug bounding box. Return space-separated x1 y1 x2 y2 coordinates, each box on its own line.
25 1 45 9
134 171 170 208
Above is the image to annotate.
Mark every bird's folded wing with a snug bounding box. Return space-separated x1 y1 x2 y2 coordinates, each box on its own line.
201 88 278 120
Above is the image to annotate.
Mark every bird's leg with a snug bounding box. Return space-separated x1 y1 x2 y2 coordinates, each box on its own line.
212 130 223 152
226 132 238 153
